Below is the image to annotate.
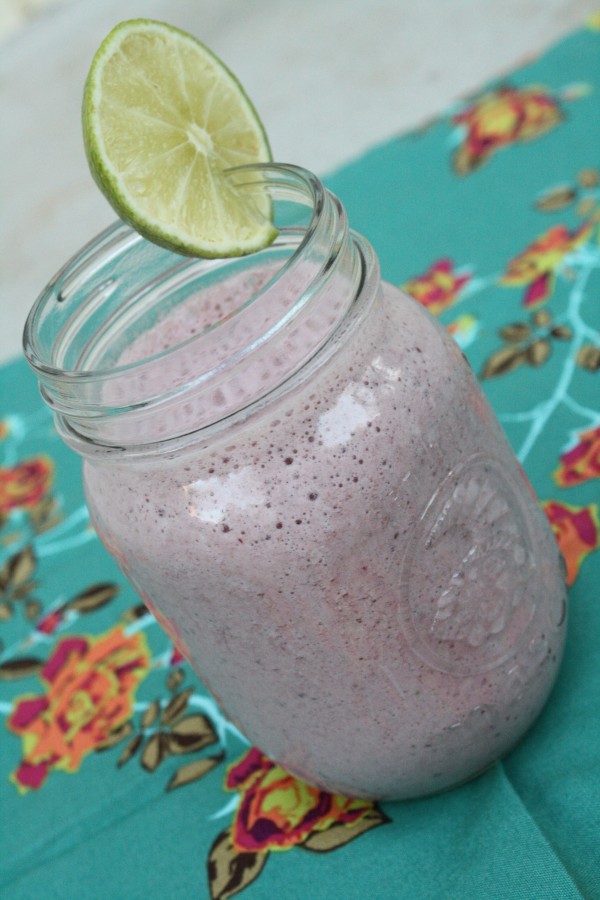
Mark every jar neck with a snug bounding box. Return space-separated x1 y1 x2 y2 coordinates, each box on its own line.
24 164 379 455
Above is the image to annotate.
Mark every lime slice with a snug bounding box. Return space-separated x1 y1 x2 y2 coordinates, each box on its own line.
82 18 277 258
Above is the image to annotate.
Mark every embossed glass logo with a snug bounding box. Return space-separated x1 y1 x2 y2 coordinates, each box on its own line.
400 455 541 675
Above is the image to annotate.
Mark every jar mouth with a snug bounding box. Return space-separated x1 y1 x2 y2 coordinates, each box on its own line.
25 166 326 379
23 164 374 451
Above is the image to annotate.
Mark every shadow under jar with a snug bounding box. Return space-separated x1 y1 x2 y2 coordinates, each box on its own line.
24 164 567 800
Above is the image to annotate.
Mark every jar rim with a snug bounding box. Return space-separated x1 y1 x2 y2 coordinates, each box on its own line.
22 163 378 452
23 164 329 382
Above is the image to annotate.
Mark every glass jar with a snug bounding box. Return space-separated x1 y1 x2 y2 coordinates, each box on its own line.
24 164 566 800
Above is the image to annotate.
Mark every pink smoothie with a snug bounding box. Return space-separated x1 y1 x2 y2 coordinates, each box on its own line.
83 264 566 799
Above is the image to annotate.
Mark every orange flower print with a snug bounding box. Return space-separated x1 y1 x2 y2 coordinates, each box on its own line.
500 220 595 307
452 85 563 174
403 259 471 315
0 456 53 515
224 748 383 854
208 750 388 897
554 426 600 488
8 625 150 792
543 500 600 586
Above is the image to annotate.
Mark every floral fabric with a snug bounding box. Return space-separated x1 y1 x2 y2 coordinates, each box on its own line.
1 17 599 900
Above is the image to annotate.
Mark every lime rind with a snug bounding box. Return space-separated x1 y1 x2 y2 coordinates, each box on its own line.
82 18 277 258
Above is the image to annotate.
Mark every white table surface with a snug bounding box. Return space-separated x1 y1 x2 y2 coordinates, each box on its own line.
1 0 597 366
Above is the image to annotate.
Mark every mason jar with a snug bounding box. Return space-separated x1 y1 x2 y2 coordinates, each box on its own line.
24 164 567 799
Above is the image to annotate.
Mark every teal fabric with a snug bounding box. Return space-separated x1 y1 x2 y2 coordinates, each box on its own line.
1 18 599 900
